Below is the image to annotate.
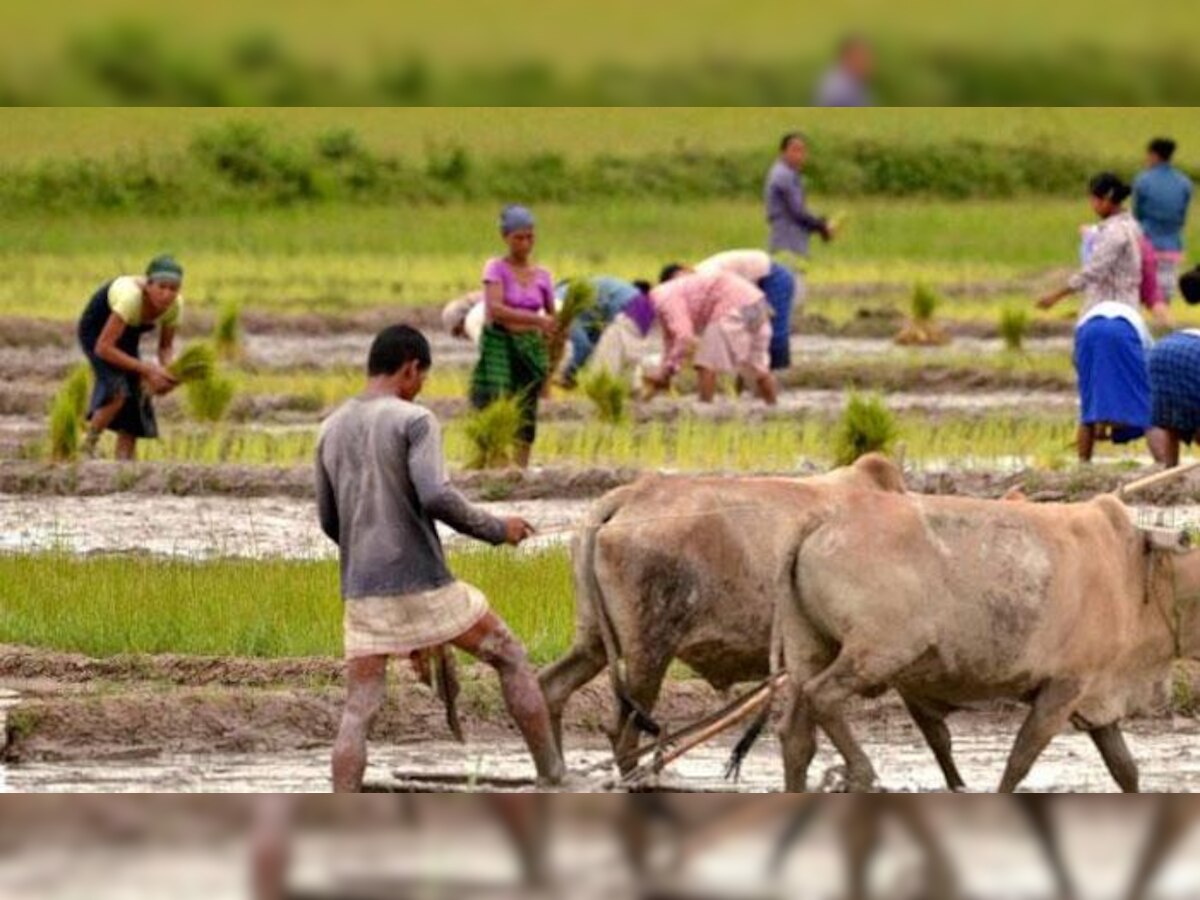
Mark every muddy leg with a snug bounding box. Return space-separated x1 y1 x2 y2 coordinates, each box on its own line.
1125 797 1197 900
251 796 297 900
803 652 883 791
115 431 137 462
332 655 388 793
454 612 565 785
902 696 966 792
1015 796 1076 900
841 797 882 900
1089 722 1140 793
539 636 606 757
997 679 1081 793
1077 424 1096 463
611 654 671 776
779 683 819 793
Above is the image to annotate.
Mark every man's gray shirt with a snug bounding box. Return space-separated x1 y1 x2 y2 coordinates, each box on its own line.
316 395 507 600
764 159 827 256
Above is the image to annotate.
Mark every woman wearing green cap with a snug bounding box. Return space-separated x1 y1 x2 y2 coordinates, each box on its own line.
77 255 185 460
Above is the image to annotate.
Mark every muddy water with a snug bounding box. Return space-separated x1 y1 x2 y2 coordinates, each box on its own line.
0 494 590 558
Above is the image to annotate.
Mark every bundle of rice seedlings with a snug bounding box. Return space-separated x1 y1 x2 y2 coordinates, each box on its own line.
999 306 1030 353
47 389 80 461
213 299 243 360
895 283 949 346
832 393 899 467
185 374 236 423
63 363 91 418
168 342 217 383
464 395 523 469
547 279 597 379
581 368 630 425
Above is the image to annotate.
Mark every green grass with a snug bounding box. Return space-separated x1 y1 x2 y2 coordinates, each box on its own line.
0 546 574 663
7 197 1198 321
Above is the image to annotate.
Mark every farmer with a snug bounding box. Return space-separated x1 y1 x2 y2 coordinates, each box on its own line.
316 324 565 792
1038 174 1157 462
1148 267 1200 468
764 132 834 317
696 249 797 370
441 292 486 346
814 34 874 107
557 276 656 387
469 205 557 469
76 254 183 461
1134 138 1193 304
645 266 778 405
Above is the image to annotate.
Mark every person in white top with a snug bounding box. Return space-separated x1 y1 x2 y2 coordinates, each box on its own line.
442 292 487 346
694 249 798 370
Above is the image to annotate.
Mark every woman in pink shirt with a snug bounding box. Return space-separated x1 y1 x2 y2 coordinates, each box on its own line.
645 266 778 405
469 205 557 468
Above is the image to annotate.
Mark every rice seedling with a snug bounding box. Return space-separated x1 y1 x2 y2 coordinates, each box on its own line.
999 306 1031 352
463 395 523 469
62 362 91 418
212 298 242 360
895 282 950 347
832 393 900 467
168 342 217 383
579 368 630 424
46 389 80 461
0 545 574 663
548 278 596 378
185 374 236 422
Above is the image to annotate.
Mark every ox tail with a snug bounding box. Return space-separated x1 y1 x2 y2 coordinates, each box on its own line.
725 591 789 782
576 489 663 740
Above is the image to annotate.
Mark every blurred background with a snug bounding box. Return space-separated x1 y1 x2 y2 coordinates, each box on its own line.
3 0 1200 104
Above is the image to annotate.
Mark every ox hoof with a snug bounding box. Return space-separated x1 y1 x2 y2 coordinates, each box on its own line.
818 765 882 793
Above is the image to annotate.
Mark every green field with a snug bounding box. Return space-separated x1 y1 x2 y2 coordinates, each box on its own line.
0 547 574 662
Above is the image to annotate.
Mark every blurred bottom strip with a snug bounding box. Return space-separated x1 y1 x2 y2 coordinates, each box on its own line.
1 795 1200 898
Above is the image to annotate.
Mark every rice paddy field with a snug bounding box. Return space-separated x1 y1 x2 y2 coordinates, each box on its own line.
5 106 1200 799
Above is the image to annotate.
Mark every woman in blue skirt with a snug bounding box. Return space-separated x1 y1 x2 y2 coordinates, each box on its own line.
77 255 184 460
1038 174 1158 462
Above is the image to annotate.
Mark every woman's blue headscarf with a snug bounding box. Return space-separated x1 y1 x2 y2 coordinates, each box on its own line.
500 205 536 235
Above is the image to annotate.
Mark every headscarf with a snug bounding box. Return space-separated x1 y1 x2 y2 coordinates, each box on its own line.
500 205 535 235
146 254 184 285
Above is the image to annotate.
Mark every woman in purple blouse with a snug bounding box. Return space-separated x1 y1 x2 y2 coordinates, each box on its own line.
469 205 557 468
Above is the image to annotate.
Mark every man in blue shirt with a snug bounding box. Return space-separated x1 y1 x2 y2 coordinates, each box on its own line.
1134 137 1193 303
764 132 834 320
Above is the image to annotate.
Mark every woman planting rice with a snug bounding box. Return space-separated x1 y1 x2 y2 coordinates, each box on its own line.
469 206 557 469
1149 267 1200 468
1038 174 1164 462
77 255 184 460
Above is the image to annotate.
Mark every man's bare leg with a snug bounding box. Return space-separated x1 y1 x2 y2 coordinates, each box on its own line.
696 368 718 403
455 612 566 785
251 796 297 900
332 655 387 792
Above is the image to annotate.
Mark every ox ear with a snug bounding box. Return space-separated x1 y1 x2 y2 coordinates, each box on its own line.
1142 527 1193 555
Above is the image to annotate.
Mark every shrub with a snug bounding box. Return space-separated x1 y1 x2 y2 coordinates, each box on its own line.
47 390 80 462
185 375 236 423
833 393 899 467
464 396 523 469
911 283 939 323
999 307 1031 352
581 368 630 425
896 283 950 347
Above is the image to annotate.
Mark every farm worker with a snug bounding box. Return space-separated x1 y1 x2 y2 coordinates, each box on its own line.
645 266 778 405
76 254 183 461
764 132 834 317
1134 138 1193 304
1038 174 1160 462
316 324 566 792
696 249 797 370
1148 267 1200 468
441 292 486 346
814 34 874 107
469 205 557 469
556 276 656 387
